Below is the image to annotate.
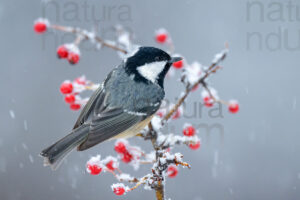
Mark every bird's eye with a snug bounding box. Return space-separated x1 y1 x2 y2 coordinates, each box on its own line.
155 56 160 61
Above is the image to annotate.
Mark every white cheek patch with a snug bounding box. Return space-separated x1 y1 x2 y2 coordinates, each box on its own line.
137 61 166 83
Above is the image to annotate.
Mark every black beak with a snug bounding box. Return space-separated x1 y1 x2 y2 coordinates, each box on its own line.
168 57 182 64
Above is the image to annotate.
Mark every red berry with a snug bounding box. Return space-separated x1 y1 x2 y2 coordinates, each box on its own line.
228 101 239 113
57 45 69 59
167 165 178 178
87 163 102 175
172 60 183 69
106 160 116 171
60 82 73 94
122 152 133 163
156 33 167 43
68 52 80 64
64 94 75 104
114 142 127 154
70 103 81 110
189 141 201 150
203 96 213 107
183 126 195 137
34 22 47 33
113 186 125 196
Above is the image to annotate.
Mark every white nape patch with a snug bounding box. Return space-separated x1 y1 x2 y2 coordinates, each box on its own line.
137 61 166 83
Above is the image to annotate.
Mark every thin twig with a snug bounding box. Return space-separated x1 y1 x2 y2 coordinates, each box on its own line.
128 177 148 191
50 24 128 54
202 81 230 106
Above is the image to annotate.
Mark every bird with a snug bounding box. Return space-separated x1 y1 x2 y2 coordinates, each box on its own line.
40 46 182 170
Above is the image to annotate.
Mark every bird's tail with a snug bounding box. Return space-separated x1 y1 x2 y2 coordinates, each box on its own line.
40 125 89 170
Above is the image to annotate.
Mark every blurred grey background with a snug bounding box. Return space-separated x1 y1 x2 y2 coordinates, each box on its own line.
1 0 300 199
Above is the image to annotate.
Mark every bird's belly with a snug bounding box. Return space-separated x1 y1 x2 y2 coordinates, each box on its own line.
112 115 154 139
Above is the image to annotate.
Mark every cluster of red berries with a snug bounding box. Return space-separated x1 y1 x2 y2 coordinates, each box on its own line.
33 18 49 34
60 81 81 110
34 19 80 65
182 124 201 150
57 44 80 65
59 77 88 110
202 94 240 114
86 156 119 175
114 140 134 163
203 96 214 107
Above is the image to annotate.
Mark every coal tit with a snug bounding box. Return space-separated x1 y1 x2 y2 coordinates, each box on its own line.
40 46 182 169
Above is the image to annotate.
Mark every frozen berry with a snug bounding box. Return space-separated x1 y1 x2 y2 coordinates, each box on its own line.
167 165 178 178
113 186 125 196
68 52 80 64
70 103 81 110
122 152 133 163
60 82 73 94
156 33 167 43
172 60 183 69
183 126 195 137
228 101 239 113
34 21 47 33
189 141 201 150
106 160 116 171
57 45 69 59
86 163 102 175
114 141 127 154
64 94 75 104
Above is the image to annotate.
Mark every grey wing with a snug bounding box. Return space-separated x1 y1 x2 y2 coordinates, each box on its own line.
73 84 104 129
77 107 145 151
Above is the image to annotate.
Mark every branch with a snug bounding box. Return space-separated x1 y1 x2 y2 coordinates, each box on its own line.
161 63 222 125
155 181 164 200
161 46 228 125
50 24 128 54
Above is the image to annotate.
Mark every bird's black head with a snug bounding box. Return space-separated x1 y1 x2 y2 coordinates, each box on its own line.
124 46 182 88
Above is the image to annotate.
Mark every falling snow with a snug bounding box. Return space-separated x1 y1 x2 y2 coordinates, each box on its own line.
24 120 28 131
9 110 15 119
29 154 34 163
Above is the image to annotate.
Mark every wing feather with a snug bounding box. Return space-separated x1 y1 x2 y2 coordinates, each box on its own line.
73 85 104 129
77 109 144 151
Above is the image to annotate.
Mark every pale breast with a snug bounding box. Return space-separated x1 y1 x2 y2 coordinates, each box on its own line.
112 115 154 139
